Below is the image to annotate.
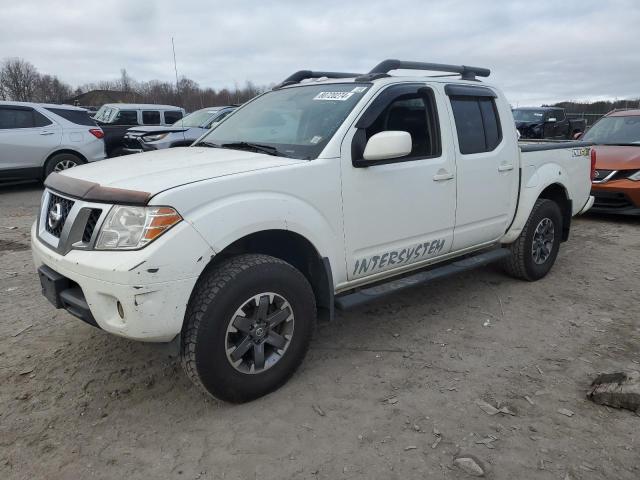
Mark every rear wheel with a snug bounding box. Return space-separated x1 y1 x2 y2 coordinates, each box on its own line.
44 153 84 178
181 254 316 403
502 198 563 281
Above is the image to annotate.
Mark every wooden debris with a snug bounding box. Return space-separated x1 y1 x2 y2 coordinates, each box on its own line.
587 371 640 413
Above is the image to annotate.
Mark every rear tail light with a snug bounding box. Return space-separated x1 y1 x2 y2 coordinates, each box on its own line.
590 148 597 181
89 128 104 139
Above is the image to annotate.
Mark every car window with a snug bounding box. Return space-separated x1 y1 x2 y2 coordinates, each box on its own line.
163 111 183 124
364 93 440 159
450 97 502 154
0 107 52 129
44 108 96 126
554 109 565 121
142 111 161 125
207 110 233 128
114 110 138 125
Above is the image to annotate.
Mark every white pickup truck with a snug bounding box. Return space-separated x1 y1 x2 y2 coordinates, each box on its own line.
32 60 595 402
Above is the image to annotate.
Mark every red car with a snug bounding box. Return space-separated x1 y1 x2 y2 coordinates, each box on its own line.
582 109 640 215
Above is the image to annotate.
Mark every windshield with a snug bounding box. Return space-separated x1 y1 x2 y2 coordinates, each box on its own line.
583 116 640 145
173 108 220 127
93 106 116 123
195 83 370 159
512 109 545 122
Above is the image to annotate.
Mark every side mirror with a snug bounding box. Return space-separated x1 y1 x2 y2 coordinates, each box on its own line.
362 131 412 162
546 117 557 123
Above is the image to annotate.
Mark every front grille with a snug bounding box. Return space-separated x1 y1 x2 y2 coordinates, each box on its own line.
592 191 634 210
593 169 614 182
122 135 143 149
44 193 74 238
82 209 102 243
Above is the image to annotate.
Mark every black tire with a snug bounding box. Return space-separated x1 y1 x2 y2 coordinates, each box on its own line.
502 198 563 281
181 254 316 403
44 152 84 178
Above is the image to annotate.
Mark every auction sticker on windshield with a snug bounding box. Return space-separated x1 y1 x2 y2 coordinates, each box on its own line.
314 91 355 101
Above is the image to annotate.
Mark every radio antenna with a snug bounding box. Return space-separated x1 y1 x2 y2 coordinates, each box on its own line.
171 37 185 128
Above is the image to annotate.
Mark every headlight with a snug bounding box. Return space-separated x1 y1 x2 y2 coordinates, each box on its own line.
629 170 640 181
95 206 182 250
142 133 169 142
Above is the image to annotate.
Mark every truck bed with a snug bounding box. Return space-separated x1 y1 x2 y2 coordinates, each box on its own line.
518 139 592 152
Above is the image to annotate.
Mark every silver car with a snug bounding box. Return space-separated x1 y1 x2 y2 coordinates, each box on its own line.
0 101 106 181
122 106 236 154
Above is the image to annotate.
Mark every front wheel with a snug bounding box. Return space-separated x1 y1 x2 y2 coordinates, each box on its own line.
502 198 563 281
181 254 316 403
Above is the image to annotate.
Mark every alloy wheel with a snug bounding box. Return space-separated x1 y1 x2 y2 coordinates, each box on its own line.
532 217 555 264
53 159 78 172
225 292 295 374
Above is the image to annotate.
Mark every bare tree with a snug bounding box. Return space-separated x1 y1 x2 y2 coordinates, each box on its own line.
0 58 40 101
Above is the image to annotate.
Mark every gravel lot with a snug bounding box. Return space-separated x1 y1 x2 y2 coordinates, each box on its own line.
1 183 639 480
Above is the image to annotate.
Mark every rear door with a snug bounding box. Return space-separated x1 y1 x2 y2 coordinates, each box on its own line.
0 106 61 171
445 85 519 251
341 83 456 281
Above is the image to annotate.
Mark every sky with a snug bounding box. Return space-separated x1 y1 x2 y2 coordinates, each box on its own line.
1 0 638 106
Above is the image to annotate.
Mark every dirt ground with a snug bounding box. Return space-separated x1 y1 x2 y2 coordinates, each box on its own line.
1 183 639 480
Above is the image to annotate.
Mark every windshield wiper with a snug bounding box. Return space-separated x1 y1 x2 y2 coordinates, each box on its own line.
197 141 222 148
220 141 281 156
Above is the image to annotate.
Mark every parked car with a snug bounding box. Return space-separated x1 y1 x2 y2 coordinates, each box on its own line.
581 109 640 215
121 106 236 154
32 59 593 402
0 101 105 181
92 104 185 157
513 107 586 140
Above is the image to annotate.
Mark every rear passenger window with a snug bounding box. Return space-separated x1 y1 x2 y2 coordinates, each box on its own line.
163 111 183 124
45 108 96 126
142 111 161 125
450 96 502 154
0 107 52 129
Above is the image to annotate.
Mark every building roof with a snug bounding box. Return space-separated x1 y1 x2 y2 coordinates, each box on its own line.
607 109 640 117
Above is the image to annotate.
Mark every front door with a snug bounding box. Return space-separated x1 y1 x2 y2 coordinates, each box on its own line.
340 83 457 282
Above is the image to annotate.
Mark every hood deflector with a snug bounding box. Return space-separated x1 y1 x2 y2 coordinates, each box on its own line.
45 172 151 206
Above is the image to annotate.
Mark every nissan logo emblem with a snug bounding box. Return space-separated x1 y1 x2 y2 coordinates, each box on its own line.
47 203 63 229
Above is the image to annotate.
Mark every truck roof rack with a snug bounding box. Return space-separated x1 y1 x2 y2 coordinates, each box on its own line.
274 70 362 89
363 59 491 81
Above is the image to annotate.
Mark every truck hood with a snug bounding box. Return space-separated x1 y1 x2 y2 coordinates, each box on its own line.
58 147 305 196
592 145 640 170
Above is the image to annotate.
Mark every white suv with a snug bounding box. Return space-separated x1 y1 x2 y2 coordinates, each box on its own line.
0 101 106 181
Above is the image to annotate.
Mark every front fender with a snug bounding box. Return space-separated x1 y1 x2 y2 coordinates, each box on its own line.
501 163 570 243
183 192 342 273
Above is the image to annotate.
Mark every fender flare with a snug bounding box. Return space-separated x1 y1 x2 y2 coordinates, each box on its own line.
501 163 571 244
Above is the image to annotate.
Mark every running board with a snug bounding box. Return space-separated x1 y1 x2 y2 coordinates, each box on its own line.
335 248 510 310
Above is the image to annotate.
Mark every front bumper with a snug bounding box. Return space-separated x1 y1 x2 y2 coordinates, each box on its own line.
31 221 215 342
590 179 640 215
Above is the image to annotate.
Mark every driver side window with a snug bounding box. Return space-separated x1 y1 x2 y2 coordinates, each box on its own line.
352 86 441 164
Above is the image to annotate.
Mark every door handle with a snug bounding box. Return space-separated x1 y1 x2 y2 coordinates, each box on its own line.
498 163 514 172
39 131 55 136
433 171 454 181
